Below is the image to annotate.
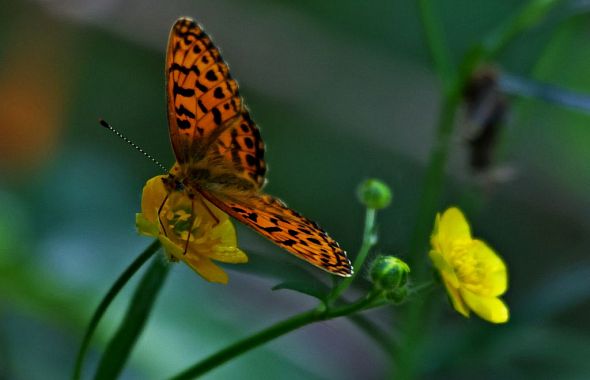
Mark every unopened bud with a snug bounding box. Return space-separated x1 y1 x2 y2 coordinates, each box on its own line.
370 256 410 291
356 179 392 210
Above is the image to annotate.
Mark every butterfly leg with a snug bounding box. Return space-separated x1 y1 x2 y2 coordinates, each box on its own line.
157 192 171 237
199 196 220 227
183 197 197 255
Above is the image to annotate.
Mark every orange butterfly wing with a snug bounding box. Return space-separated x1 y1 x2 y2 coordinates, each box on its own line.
166 17 352 276
166 18 243 165
200 191 353 277
166 18 266 189
204 111 267 189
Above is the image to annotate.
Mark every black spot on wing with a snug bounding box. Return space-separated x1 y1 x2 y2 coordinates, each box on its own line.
169 62 200 76
213 86 224 99
212 107 222 125
194 81 209 93
176 118 191 130
176 104 195 118
205 69 218 82
197 100 208 114
173 83 195 97
263 226 281 233
245 154 256 167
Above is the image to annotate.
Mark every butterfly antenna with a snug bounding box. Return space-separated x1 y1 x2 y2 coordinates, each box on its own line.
99 118 168 174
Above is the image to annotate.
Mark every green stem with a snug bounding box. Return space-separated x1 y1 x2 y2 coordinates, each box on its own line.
407 93 461 271
481 0 565 58
458 0 565 88
395 90 461 380
329 208 377 302
169 294 384 380
409 280 435 295
417 0 456 92
72 240 161 380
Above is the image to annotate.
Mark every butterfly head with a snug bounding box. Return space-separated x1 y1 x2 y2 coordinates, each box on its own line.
162 173 185 193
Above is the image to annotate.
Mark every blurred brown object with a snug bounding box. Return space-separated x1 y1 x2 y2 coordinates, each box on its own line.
0 10 74 176
462 66 509 175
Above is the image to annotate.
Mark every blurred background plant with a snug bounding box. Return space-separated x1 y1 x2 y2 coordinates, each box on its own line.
1 0 589 379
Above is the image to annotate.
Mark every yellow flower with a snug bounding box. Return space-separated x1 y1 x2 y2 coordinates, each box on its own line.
429 207 509 323
136 175 247 284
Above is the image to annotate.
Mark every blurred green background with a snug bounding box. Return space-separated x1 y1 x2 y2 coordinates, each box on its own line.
1 0 589 379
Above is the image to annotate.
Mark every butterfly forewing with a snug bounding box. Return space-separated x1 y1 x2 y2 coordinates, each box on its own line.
166 18 242 164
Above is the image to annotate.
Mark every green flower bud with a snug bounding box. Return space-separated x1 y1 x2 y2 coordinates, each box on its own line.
370 256 410 291
356 179 392 210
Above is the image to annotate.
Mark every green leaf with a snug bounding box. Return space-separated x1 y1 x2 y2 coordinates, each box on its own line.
93 254 170 380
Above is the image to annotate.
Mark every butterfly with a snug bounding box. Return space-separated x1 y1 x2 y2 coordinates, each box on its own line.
161 17 352 277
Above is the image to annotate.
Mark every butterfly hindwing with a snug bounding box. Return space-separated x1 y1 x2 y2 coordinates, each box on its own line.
205 111 267 189
199 190 353 277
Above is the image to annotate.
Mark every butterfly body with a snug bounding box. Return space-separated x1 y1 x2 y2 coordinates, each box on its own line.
162 17 352 277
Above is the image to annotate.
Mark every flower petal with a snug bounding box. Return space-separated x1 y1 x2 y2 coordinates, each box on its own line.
203 198 230 222
460 288 509 323
210 247 249 264
433 207 472 252
209 219 238 244
136 213 159 237
442 277 470 317
471 239 508 296
429 249 460 288
184 255 229 284
141 175 168 224
159 235 184 259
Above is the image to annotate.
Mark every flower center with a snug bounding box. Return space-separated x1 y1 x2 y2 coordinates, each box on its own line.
163 199 221 247
165 205 204 241
448 240 482 287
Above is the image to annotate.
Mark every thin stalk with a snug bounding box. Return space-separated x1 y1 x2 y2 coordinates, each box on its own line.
417 0 456 93
395 92 461 380
72 240 161 380
481 0 565 58
328 208 377 302
394 2 467 379
406 93 461 271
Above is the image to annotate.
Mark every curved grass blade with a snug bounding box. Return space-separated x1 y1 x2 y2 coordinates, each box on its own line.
72 240 161 380
94 253 170 380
